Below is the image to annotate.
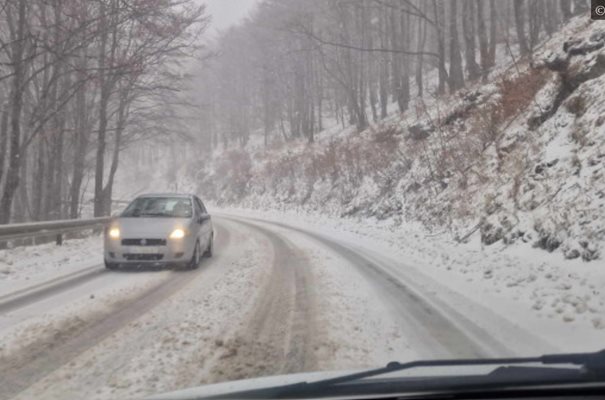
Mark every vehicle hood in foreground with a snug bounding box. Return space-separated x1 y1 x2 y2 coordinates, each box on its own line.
145 349 605 400
144 370 354 400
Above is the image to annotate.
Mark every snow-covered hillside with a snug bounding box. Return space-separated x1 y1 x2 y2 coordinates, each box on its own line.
194 16 605 263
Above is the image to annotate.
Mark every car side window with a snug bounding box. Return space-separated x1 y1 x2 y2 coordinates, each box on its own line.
193 198 203 216
195 197 207 214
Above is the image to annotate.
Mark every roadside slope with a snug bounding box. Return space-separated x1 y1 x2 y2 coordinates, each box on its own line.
195 16 604 263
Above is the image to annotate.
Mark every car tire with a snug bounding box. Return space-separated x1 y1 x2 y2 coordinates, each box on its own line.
105 259 119 270
203 233 213 258
187 241 201 270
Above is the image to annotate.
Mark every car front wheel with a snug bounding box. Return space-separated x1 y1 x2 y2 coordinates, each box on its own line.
187 241 201 270
105 259 119 270
203 234 213 258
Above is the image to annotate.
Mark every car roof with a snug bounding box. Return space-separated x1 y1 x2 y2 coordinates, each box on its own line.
135 193 195 199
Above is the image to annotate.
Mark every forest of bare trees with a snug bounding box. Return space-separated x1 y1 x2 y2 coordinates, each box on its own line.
197 0 588 150
0 0 591 224
0 0 208 224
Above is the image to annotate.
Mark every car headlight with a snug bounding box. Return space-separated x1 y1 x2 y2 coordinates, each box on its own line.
169 228 186 239
108 228 120 239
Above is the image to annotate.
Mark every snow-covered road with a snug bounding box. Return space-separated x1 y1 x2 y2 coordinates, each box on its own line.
0 213 588 399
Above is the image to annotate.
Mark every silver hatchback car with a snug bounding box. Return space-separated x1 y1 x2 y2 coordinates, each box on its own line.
104 194 213 270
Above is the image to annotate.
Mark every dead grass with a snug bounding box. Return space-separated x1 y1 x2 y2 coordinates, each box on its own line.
496 69 551 125
566 94 587 117
215 149 252 198
256 124 404 199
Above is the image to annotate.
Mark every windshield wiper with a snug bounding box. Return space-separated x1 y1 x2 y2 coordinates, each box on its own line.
203 349 605 399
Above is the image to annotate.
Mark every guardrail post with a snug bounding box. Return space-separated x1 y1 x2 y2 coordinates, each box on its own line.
56 233 63 246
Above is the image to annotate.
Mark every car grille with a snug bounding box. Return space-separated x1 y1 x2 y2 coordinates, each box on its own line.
123 254 164 261
122 238 166 246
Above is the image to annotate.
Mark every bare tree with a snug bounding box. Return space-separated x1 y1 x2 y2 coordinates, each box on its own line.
0 0 27 224
462 0 481 81
448 0 465 92
560 0 572 20
0 0 208 223
191 0 563 168
514 0 530 57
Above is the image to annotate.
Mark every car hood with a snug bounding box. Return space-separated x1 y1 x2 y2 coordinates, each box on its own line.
114 217 190 238
144 366 502 400
144 370 354 400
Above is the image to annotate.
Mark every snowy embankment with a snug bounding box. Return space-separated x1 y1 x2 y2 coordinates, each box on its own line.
195 16 604 263
0 235 103 295
215 206 605 351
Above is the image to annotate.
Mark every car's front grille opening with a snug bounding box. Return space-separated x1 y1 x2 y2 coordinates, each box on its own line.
121 239 167 246
123 254 164 261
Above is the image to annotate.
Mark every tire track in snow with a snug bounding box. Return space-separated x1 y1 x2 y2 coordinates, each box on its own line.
219 215 516 359
205 218 317 382
0 224 232 400
0 265 106 314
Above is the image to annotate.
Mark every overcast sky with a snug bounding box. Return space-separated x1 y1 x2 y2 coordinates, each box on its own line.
202 0 260 33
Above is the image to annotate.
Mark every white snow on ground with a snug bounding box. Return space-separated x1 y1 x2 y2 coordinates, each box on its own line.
5 213 492 400
0 270 171 359
10 219 275 400
262 224 417 368
215 207 605 353
1 208 603 399
0 235 103 295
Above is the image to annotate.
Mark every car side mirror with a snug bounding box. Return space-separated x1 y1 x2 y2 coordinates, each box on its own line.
198 214 210 223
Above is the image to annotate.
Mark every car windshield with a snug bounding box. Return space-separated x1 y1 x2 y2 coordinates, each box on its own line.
1 1 604 400
121 197 192 218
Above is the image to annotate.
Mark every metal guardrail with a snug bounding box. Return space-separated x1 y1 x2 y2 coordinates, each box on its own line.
0 217 112 246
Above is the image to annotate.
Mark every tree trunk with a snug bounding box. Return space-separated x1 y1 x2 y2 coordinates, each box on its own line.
560 0 572 20
49 0 66 220
43 135 56 219
32 140 45 220
477 0 490 80
544 0 560 35
514 0 530 57
488 0 497 68
70 52 90 219
14 145 29 222
448 0 465 92
389 7 402 107
415 6 427 97
397 11 410 113
379 6 388 118
0 0 27 224
463 0 481 81
94 0 111 217
315 59 323 131
102 90 127 216
528 0 541 51
433 0 448 94
0 110 8 190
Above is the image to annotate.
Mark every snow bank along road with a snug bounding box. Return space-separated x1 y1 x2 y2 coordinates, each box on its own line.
0 214 554 400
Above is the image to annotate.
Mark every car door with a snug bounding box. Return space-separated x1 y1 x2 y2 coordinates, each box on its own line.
191 197 203 243
195 197 212 243
194 197 211 246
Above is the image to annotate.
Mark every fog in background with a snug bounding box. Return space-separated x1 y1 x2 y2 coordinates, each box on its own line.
203 0 260 32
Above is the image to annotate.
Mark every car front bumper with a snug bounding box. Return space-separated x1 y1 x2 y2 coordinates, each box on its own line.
104 237 195 265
